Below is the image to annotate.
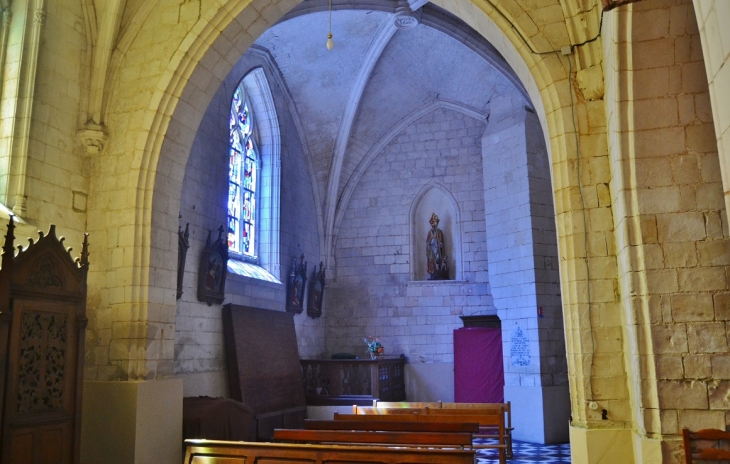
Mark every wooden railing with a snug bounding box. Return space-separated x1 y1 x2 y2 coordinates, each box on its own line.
300 358 406 406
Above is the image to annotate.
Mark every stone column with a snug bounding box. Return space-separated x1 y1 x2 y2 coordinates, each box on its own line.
482 97 569 443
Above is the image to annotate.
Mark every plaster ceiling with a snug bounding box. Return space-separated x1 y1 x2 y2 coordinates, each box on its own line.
249 1 529 242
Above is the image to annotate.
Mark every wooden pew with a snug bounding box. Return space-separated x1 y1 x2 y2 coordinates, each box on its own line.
374 401 442 409
335 412 419 422
183 439 476 464
682 428 730 463
441 402 513 458
353 406 425 414
304 419 480 434
273 429 473 449
335 412 507 464
372 400 514 458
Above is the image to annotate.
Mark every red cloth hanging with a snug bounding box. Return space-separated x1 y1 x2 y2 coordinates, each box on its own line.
454 327 504 403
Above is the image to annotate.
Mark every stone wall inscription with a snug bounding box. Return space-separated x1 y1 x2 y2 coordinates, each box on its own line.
510 325 530 367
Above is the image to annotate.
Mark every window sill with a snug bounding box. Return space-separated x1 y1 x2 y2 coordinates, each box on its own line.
227 260 281 284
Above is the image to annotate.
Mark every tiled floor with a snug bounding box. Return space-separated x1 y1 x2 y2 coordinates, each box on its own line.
475 439 571 463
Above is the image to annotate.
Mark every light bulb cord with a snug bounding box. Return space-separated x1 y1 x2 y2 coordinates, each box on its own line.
326 0 333 50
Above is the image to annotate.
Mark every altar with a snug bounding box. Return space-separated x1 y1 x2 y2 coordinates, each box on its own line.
301 358 406 406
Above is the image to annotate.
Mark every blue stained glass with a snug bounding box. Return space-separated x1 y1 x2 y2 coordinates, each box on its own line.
228 80 258 259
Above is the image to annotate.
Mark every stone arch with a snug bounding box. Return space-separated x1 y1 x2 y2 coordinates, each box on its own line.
96 0 581 388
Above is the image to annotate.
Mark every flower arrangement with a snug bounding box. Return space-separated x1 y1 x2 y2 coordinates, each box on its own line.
363 336 384 357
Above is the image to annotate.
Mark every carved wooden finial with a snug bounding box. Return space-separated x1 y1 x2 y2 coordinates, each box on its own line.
3 215 15 256
80 232 90 268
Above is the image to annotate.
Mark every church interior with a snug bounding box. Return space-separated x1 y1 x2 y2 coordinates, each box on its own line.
0 0 728 463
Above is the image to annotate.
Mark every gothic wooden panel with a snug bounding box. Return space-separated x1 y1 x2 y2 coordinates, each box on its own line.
0 221 88 464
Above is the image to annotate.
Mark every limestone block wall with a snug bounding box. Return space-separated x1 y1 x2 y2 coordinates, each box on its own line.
693 0 730 219
629 0 730 437
174 53 323 396
25 1 87 231
0 1 88 235
482 101 566 390
327 107 495 363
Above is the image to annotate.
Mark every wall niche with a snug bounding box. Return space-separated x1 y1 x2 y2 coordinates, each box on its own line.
410 183 462 281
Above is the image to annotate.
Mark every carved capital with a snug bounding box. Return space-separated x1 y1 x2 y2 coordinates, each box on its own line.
77 124 108 155
33 9 46 25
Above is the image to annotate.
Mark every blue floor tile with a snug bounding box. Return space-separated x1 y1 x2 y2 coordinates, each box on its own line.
474 439 571 463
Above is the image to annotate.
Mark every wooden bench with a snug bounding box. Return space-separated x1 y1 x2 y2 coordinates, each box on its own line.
183 439 476 464
682 428 730 463
336 412 507 464
441 402 513 458
373 401 441 408
305 419 480 433
373 400 514 458
273 429 474 449
353 406 425 414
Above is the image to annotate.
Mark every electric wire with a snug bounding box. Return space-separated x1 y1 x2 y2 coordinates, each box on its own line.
483 0 605 56
482 0 607 406
566 54 597 405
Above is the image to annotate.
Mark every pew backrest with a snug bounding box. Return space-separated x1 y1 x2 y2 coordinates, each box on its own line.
374 401 442 409
183 439 476 464
354 406 426 414
682 428 730 463
335 412 420 422
440 401 512 429
273 429 473 448
305 419 480 433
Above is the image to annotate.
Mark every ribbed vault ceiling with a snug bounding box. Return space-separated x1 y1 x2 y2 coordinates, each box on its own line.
250 1 530 258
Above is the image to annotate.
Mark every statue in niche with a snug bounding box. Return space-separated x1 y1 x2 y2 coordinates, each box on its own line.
426 212 449 280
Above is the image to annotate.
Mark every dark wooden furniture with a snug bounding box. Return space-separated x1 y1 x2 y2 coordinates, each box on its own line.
307 261 325 318
440 401 514 458
176 222 189 300
183 439 477 464
286 254 307 314
273 429 473 448
182 396 254 441
301 357 405 406
682 428 730 463
222 304 306 440
304 419 480 433
197 226 227 305
336 411 508 464
373 400 514 458
0 219 89 464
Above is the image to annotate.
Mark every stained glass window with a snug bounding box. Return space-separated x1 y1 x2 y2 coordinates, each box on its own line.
228 84 258 259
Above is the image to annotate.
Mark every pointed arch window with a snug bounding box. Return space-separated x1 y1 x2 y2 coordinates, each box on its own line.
228 85 259 260
225 68 281 284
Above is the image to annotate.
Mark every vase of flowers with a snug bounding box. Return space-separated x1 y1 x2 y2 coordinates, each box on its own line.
364 336 384 359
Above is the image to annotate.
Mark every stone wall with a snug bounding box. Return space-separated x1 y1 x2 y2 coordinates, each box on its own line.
174 52 323 396
327 107 495 362
630 0 730 436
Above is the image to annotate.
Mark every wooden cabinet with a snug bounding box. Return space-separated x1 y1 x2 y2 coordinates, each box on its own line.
301 358 406 406
0 220 89 464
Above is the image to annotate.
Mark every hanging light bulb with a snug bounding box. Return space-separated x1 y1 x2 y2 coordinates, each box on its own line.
326 0 334 50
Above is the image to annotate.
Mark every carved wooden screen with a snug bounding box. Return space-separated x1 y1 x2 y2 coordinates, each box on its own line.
0 219 89 464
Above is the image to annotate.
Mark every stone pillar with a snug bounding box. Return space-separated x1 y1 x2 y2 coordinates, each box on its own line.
482 97 569 443
80 379 183 464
